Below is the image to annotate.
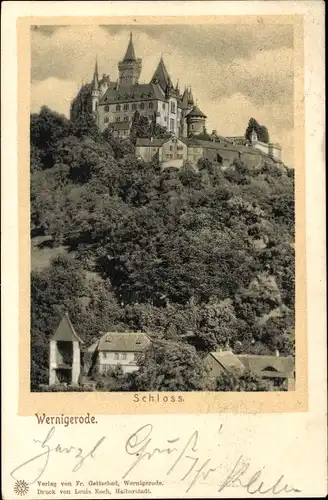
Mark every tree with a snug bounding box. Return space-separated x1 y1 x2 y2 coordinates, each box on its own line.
132 340 211 391
196 298 239 351
215 371 275 391
245 117 270 144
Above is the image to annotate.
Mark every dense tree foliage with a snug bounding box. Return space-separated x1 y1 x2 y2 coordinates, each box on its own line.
30 108 295 391
245 117 270 144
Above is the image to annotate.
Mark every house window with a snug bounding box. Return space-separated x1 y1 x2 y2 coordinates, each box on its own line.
114 353 119 360
132 103 137 110
170 102 176 113
104 116 109 123
170 119 175 132
164 116 167 122
177 145 183 150
116 104 120 111
116 117 120 122
149 101 154 109
121 353 127 360
177 154 183 159
124 104 129 111
104 105 109 112
169 145 173 151
162 103 165 110
140 102 145 110
124 116 128 122
166 154 173 160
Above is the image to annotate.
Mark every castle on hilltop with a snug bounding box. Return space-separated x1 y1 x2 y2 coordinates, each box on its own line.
72 34 283 169
88 32 205 139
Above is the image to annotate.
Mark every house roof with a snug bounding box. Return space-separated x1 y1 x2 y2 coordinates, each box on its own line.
237 355 294 376
209 351 246 375
99 82 166 105
123 33 136 61
208 351 294 379
51 313 83 343
87 331 151 353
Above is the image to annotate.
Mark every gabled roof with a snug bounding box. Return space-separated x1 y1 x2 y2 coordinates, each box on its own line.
123 33 136 61
209 351 246 375
87 331 151 353
187 105 207 119
151 56 171 91
238 355 294 376
51 313 83 343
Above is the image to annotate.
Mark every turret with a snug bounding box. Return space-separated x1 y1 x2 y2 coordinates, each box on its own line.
187 105 207 136
118 33 142 87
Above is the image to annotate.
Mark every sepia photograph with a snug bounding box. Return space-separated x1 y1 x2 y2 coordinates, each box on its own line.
30 23 296 394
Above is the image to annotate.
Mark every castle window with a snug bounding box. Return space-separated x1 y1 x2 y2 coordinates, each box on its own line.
140 102 145 110
166 154 173 160
116 104 121 111
121 353 127 360
162 103 165 110
104 116 109 123
170 102 176 113
116 117 120 122
114 353 119 360
148 102 154 109
132 103 137 110
170 119 175 132
124 104 129 111
169 146 173 151
124 116 128 122
104 105 109 112
177 154 183 159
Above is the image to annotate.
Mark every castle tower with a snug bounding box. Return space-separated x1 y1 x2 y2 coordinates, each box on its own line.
91 59 100 113
187 105 207 136
49 312 83 386
118 33 142 87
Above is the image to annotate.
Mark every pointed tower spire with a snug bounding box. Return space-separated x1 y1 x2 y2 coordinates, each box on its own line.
123 32 136 61
188 85 194 106
182 86 189 109
175 78 180 93
92 58 99 90
151 56 171 91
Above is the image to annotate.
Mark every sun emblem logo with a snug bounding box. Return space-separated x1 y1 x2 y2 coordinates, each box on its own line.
14 480 29 496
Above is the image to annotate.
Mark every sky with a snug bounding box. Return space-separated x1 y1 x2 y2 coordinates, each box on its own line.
31 24 295 166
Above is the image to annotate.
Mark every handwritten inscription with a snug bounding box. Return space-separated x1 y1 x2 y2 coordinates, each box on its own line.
10 423 301 495
123 424 302 494
10 426 106 485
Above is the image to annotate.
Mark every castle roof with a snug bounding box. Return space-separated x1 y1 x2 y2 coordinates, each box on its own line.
123 33 136 61
99 82 166 104
187 105 207 119
51 312 83 343
151 56 171 91
87 331 151 353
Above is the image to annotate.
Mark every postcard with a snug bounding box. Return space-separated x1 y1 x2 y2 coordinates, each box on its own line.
1 1 326 498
